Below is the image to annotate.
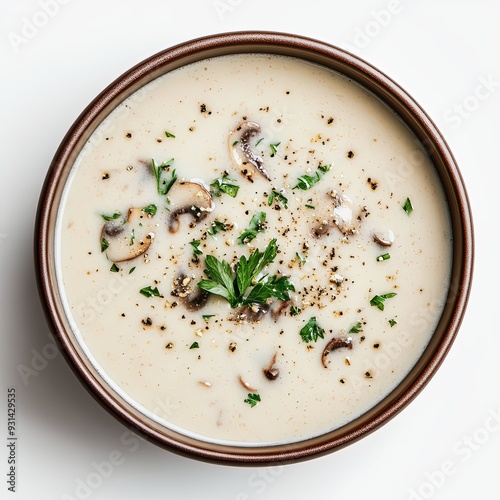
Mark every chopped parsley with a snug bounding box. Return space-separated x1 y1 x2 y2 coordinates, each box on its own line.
267 190 288 209
151 158 177 196
129 228 135 245
389 319 397 327
197 238 294 308
189 239 203 257
139 286 161 298
295 252 306 267
100 212 122 221
403 197 413 215
270 142 281 155
349 322 363 334
207 220 228 237
210 173 239 198
255 137 264 147
293 164 331 190
290 306 301 316
377 253 391 262
244 393 261 408
202 314 215 322
370 293 397 311
237 211 267 244
189 342 199 349
299 316 325 343
142 204 157 216
164 131 176 138
129 266 136 274
110 263 119 273
101 237 109 252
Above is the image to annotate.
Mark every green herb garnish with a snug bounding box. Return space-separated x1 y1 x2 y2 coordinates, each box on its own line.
164 131 176 138
197 238 294 308
100 212 122 222
244 393 261 408
140 286 161 298
130 228 135 245
210 173 239 198
293 164 331 190
110 263 119 273
295 252 306 267
290 306 301 316
349 322 363 334
255 137 264 147
402 197 413 215
270 142 281 155
101 238 109 252
129 267 136 274
299 316 325 343
237 211 267 244
232 140 239 147
389 319 397 327
189 239 203 257
189 342 199 349
202 314 215 322
376 253 391 262
305 204 315 209
151 158 177 196
370 293 397 311
268 190 288 209
142 204 157 216
207 220 228 237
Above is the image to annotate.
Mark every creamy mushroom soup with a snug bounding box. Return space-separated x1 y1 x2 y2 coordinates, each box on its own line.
56 54 452 445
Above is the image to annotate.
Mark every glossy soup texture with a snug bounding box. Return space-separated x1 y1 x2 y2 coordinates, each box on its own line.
57 54 452 445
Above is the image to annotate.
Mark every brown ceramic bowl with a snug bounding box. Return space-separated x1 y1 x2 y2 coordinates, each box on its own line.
36 31 473 464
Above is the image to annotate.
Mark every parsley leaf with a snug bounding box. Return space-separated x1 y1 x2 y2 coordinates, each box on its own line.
100 212 122 221
402 197 413 215
207 220 228 237
244 393 261 408
189 342 199 349
151 158 177 196
270 142 281 155
110 263 119 273
197 238 294 308
164 131 176 138
142 204 157 216
237 211 267 244
376 253 391 262
370 293 397 311
210 173 239 198
189 239 203 257
299 316 325 343
349 322 363 334
140 286 161 298
293 164 331 190
101 238 109 252
268 189 288 209
389 319 397 327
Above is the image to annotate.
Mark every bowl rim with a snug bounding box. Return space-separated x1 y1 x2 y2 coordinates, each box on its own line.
35 30 474 465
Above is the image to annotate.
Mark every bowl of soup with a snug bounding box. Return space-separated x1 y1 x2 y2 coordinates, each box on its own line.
35 31 473 464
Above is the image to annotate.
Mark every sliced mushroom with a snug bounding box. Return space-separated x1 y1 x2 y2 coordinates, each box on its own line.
322 336 353 368
171 273 209 311
270 300 291 320
101 207 155 262
229 121 271 181
167 181 214 233
238 376 258 392
231 303 270 323
312 191 360 238
372 229 395 247
263 353 279 380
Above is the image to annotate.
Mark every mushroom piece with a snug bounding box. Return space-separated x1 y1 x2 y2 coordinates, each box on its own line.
167 181 214 233
322 336 353 368
171 273 209 311
101 207 155 262
372 229 395 247
263 353 279 380
231 303 270 323
229 121 271 181
312 191 360 238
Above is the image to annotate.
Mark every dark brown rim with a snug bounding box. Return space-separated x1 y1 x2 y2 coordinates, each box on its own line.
35 31 474 465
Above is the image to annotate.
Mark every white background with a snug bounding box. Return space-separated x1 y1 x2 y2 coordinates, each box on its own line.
1 1 499 499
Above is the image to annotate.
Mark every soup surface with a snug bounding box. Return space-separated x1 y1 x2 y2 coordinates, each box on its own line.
57 54 452 445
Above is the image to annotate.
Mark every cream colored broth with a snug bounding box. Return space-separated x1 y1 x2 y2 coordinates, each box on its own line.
57 54 452 445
